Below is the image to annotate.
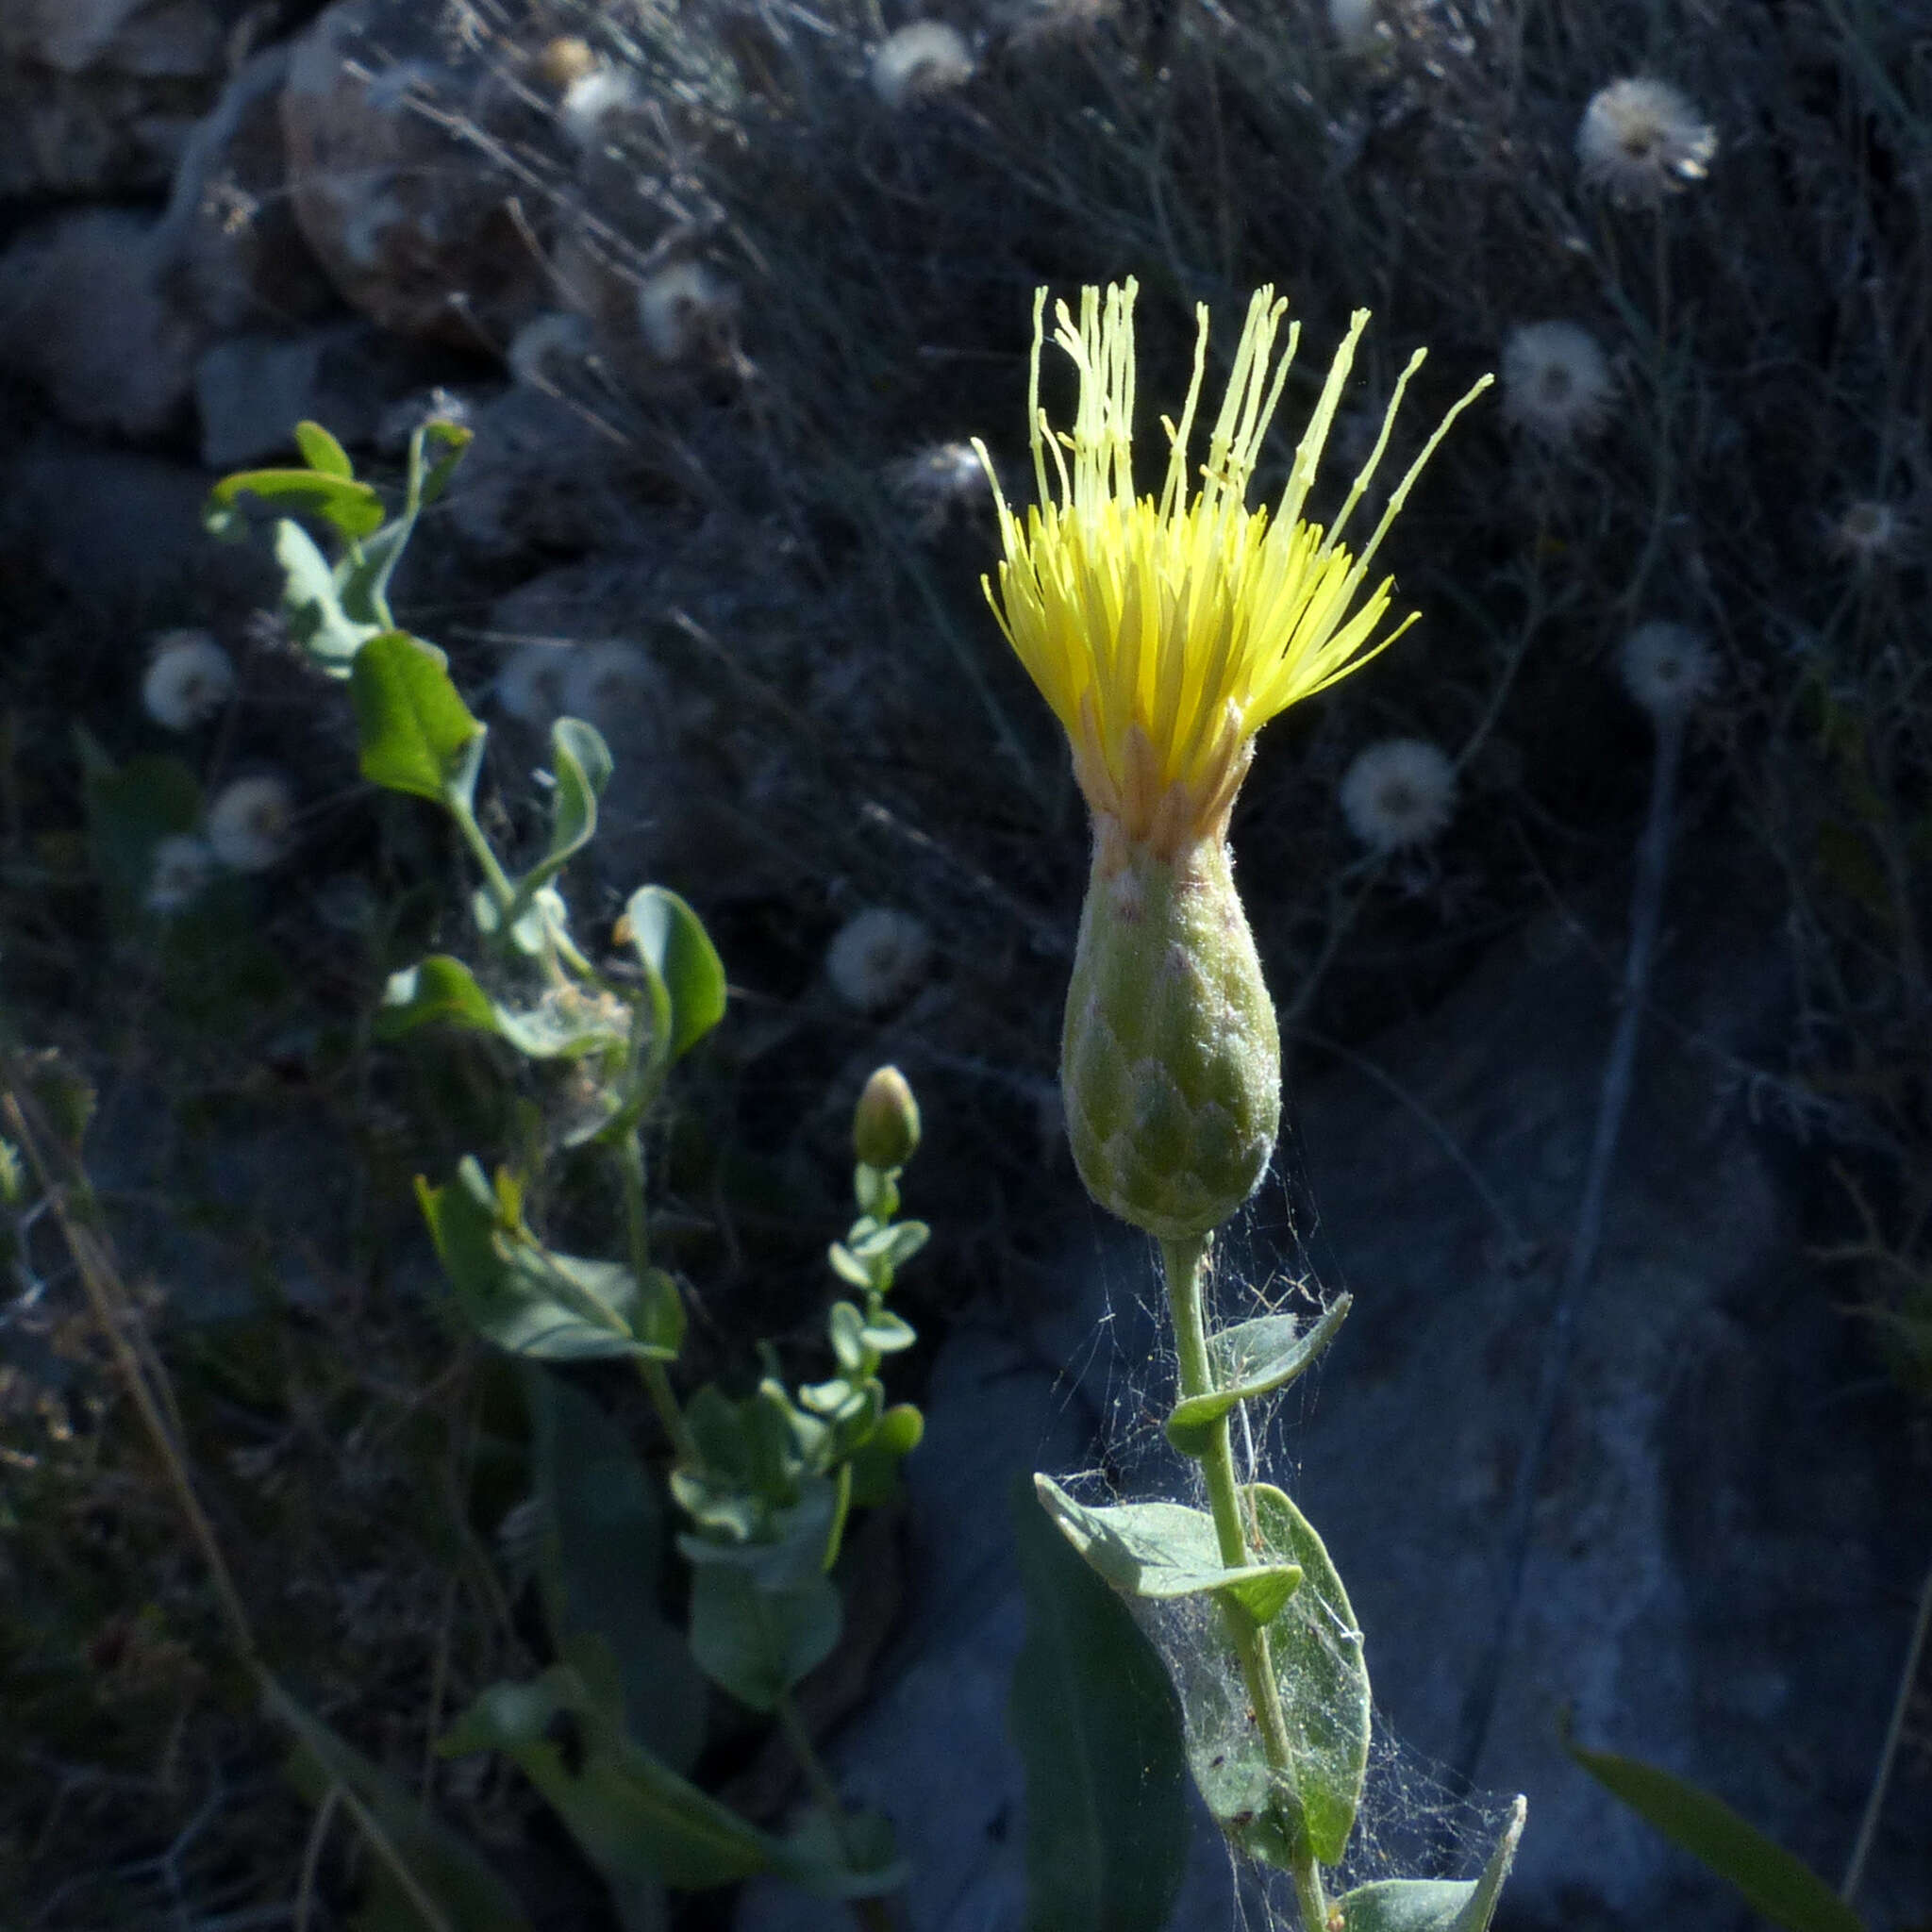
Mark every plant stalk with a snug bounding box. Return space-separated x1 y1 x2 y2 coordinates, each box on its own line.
774 1691 898 1932
615 1128 701 1470
1162 1235 1330 1931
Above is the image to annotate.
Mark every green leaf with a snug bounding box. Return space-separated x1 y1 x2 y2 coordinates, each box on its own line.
376 957 500 1040
529 1372 706 1774
417 1159 667 1362
1566 1737 1863 1932
859 1310 916 1354
688 1560 841 1711
267 1675 532 1932
273 518 381 672
352 631 483 805
205 465 386 541
536 719 613 887
412 416 474 508
1034 1476 1302 1626
828 1300 868 1372
1011 1475 1190 1932
848 1221 929 1275
1166 1295 1352 1457
337 519 414 629
1336 1797 1525 1932
774 1807 908 1901
441 1656 773 1890
1243 1484 1371 1867
80 747 201 930
623 887 726 1064
376 957 631 1063
293 419 355 477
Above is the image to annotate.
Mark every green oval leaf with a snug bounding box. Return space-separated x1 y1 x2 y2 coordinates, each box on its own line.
377 955 499 1040
1166 1295 1352 1457
623 887 726 1062
1011 1476 1190 1932
1566 1736 1862 1932
440 1652 772 1890
688 1561 841 1712
273 518 381 672
292 419 354 478
1034 1476 1302 1625
206 465 385 541
528 1372 705 1773
1243 1483 1371 1866
1337 1797 1525 1932
352 630 483 805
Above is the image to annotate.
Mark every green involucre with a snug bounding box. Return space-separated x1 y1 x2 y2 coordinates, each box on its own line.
1061 834 1280 1240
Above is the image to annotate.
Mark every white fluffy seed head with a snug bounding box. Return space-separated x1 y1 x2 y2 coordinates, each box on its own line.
1326 0 1381 53
1501 322 1614 444
507 310 594 391
496 642 573 724
560 641 661 732
826 908 934 1012
207 774 295 872
1577 77 1716 204
1340 739 1459 853
1828 499 1913 569
1618 621 1716 719
888 440 991 536
142 630 235 730
145 834 215 914
870 22 975 109
636 261 732 362
558 66 638 149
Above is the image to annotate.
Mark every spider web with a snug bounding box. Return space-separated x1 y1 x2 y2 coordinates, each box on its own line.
1037 1137 1518 1930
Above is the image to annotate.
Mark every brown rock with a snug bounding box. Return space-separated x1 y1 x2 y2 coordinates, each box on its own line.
278 0 553 349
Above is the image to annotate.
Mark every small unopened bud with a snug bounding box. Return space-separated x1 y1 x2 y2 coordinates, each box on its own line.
854 1065 921 1171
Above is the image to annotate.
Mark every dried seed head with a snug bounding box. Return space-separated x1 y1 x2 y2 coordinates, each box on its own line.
1501 322 1613 445
1577 77 1716 204
1618 621 1715 719
207 774 295 872
142 630 235 731
827 908 933 1012
145 835 215 913
870 22 975 109
1339 738 1458 853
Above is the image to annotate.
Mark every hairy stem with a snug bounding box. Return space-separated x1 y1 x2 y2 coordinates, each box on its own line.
1162 1235 1329 1930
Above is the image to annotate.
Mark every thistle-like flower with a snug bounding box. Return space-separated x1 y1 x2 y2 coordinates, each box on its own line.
1827 498 1913 571
146 834 215 914
977 280 1487 1236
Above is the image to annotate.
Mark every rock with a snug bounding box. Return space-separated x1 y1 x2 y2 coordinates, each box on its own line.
0 0 227 196
0 430 275 611
279 0 553 348
156 42 339 333
194 321 466 466
1271 840 1930 1926
0 209 201 438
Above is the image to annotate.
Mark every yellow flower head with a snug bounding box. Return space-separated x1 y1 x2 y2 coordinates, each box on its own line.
976 279 1489 856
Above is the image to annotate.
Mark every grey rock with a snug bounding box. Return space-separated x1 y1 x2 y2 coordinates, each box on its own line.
0 208 202 437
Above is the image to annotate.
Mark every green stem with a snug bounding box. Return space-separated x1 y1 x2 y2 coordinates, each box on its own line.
774 1691 899 1932
615 1129 700 1470
450 797 517 916
1161 1235 1330 1932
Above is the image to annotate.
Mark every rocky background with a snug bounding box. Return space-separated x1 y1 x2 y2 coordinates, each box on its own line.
2 1 1928 1929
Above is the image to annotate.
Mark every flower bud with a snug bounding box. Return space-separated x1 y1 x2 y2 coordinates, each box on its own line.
1061 828 1279 1240
854 1065 921 1172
